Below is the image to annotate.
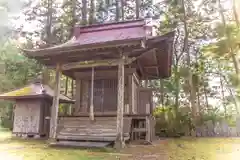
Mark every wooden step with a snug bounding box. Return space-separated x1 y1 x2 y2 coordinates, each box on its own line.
132 128 147 132
50 141 112 148
57 134 130 142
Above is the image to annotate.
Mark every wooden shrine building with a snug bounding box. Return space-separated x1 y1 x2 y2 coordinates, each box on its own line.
22 19 174 148
0 79 74 138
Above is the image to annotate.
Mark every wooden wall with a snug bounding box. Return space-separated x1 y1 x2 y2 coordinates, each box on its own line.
13 99 41 134
131 74 138 114
40 99 51 136
137 88 153 114
73 69 138 115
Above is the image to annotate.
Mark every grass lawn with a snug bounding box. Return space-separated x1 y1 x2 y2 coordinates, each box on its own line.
0 130 240 160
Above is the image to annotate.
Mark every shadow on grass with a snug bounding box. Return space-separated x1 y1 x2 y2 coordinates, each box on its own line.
0 131 115 153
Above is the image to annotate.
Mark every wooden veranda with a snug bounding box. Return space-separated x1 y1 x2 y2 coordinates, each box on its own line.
22 19 174 148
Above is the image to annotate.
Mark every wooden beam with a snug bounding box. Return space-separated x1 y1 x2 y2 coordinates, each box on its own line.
74 68 137 79
50 58 137 71
49 63 61 140
133 73 140 85
137 60 145 78
90 67 94 121
115 56 125 149
73 79 81 115
143 65 160 69
153 50 159 77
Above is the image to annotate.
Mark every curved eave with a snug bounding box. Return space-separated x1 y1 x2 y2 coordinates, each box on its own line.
21 38 145 58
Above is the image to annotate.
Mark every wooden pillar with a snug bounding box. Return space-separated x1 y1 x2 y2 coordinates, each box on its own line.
49 63 61 140
128 75 133 114
90 67 94 121
115 56 125 149
144 78 151 142
144 79 148 88
73 78 81 115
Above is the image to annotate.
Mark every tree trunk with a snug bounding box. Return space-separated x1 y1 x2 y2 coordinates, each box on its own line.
82 0 87 25
218 0 239 76
174 65 180 112
64 76 68 96
160 79 164 106
181 0 198 131
135 0 140 19
203 84 209 110
69 0 77 38
46 0 53 44
89 0 96 24
233 0 240 27
115 0 120 21
121 0 125 20
220 73 226 118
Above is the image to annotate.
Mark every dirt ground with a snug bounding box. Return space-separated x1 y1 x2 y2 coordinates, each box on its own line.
1 131 240 160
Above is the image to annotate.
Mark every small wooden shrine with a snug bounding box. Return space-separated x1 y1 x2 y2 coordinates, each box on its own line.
0 79 74 138
22 19 174 148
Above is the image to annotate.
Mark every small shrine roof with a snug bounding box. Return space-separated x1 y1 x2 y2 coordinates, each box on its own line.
0 82 74 103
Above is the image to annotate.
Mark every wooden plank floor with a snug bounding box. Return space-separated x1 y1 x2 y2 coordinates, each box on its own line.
56 117 130 142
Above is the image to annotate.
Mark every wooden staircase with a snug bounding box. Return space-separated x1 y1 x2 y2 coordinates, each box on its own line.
54 117 130 147
130 116 154 144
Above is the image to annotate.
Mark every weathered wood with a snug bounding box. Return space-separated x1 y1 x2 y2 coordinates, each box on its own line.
54 58 137 71
73 79 81 115
74 68 137 79
145 116 151 142
57 135 130 142
13 100 41 134
50 63 61 139
115 56 125 149
50 141 112 148
90 67 95 121
138 89 152 114
56 116 131 143
57 135 117 142
81 80 89 112
58 113 151 118
128 75 133 114
133 73 140 85
132 76 138 114
132 128 147 132
124 104 130 114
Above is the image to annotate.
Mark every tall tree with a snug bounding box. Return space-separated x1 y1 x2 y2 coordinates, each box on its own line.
89 0 96 24
82 0 88 25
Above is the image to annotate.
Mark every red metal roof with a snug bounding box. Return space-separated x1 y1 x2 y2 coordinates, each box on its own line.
22 19 153 56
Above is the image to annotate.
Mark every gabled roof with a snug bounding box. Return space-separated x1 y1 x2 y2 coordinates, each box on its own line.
22 19 152 57
0 82 74 103
21 19 175 80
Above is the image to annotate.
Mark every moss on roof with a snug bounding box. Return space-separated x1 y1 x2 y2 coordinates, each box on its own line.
2 86 33 96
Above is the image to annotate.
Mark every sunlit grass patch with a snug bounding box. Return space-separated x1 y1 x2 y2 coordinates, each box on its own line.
1 130 240 160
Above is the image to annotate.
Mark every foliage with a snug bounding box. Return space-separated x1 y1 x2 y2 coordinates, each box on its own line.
0 0 239 134
0 40 43 128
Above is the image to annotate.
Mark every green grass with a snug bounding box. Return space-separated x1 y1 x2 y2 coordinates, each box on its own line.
0 131 109 160
1 131 240 160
